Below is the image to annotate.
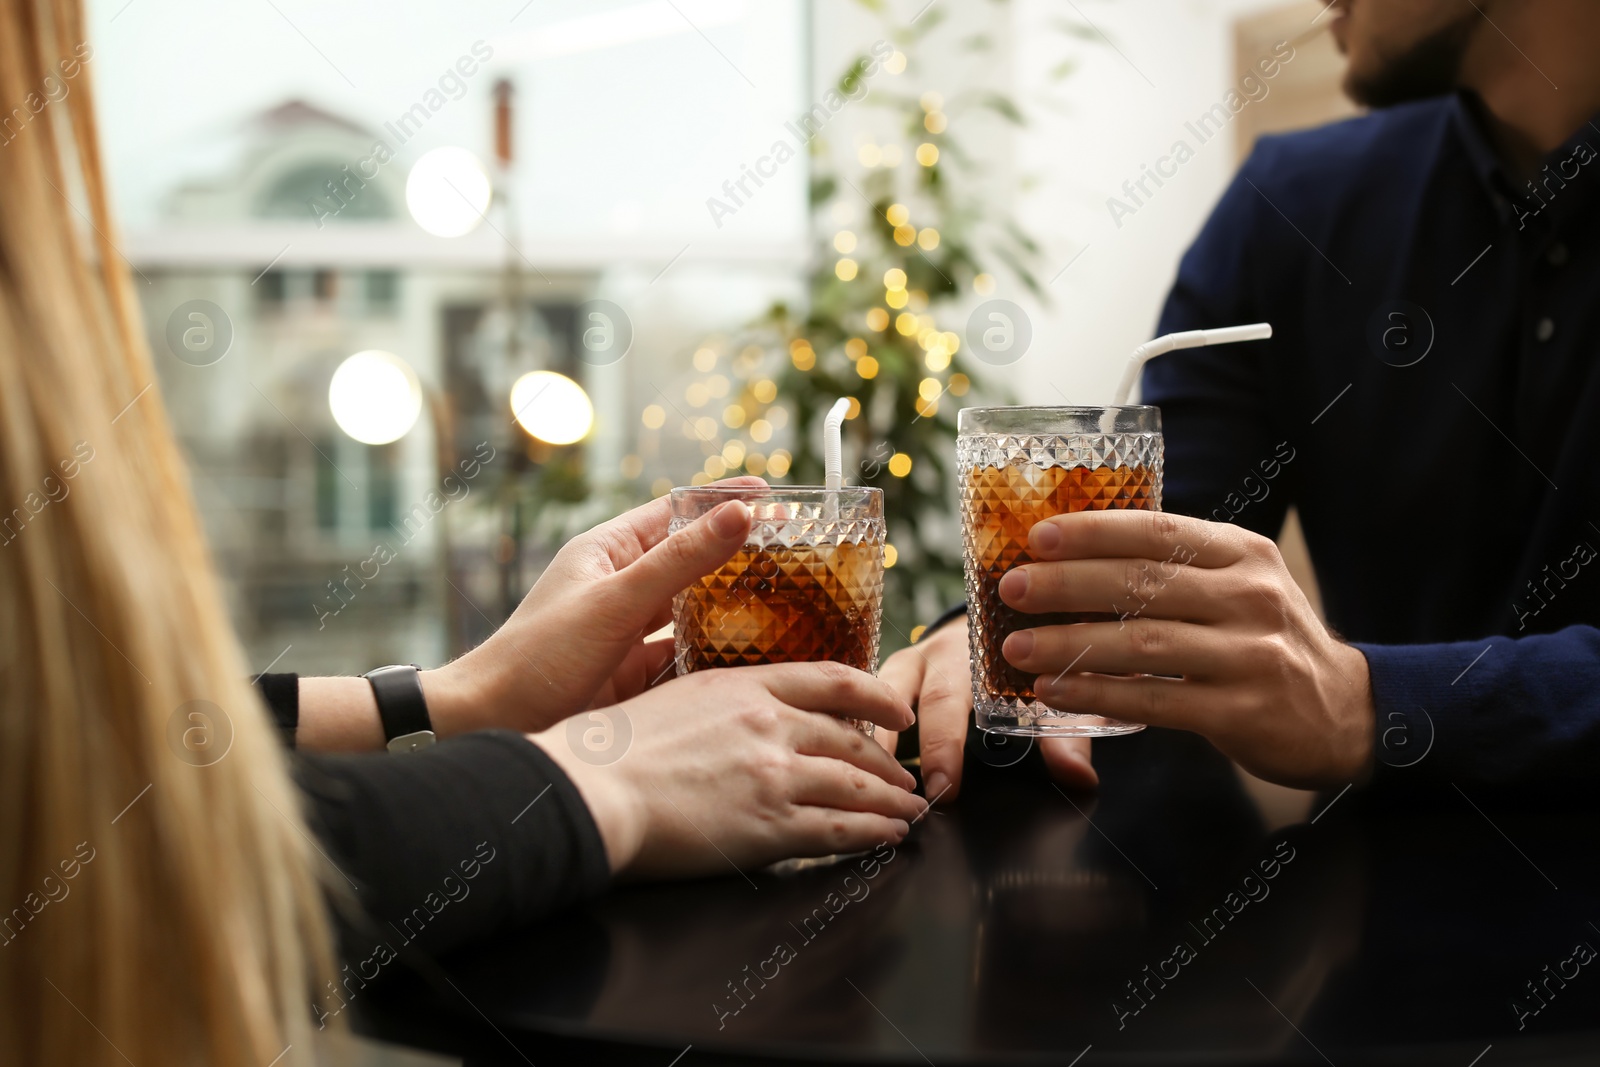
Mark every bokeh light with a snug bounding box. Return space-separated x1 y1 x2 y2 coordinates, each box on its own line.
510 370 594 444
328 350 422 446
405 147 491 238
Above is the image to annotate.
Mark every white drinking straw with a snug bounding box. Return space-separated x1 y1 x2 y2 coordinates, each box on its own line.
823 397 852 491
1111 323 1273 408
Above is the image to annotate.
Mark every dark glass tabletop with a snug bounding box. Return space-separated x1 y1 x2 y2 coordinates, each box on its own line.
360 727 1600 1065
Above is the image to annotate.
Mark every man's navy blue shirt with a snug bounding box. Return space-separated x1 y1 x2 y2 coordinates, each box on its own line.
1143 92 1600 791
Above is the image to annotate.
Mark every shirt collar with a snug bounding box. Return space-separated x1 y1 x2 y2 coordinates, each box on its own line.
1451 92 1506 201
1452 90 1600 231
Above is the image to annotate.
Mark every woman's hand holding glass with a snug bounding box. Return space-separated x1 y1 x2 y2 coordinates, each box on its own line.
423 477 767 737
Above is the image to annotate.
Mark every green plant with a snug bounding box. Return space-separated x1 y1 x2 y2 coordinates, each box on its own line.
534 0 1083 651
709 3 1055 649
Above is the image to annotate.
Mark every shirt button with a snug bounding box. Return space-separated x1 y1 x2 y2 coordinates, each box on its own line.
1547 242 1570 266
1536 317 1556 342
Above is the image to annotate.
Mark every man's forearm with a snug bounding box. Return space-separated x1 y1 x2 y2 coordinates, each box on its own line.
1356 624 1600 793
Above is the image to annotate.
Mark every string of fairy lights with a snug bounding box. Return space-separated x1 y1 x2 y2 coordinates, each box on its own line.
635 343 795 495
624 60 1003 567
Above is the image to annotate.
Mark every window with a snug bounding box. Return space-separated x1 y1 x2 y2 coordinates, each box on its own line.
365 270 399 314
257 269 286 310
367 444 398 530
315 439 400 537
256 162 393 222
313 438 339 531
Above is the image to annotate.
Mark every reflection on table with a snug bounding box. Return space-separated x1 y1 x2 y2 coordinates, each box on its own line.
360 726 1600 1066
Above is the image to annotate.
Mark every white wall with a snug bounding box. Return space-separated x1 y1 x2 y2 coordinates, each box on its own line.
1008 0 1297 404
802 0 1306 406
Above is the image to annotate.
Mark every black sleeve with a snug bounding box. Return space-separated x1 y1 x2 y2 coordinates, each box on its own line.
292 730 611 956
255 672 300 748
1141 140 1292 540
921 602 969 639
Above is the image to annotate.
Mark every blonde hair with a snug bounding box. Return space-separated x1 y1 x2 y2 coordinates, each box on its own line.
0 0 336 1063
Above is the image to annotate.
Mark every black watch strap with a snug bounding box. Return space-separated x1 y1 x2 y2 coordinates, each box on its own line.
364 664 436 753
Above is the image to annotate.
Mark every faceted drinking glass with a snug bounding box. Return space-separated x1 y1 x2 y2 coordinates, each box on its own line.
957 406 1163 737
670 487 885 730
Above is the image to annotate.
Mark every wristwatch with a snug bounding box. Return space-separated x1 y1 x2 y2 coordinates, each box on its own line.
364 664 436 753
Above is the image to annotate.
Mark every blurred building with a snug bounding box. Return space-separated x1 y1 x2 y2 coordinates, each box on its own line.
138 99 590 674
131 89 808 677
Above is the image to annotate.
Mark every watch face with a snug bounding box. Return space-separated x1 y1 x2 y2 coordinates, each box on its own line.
386 730 438 754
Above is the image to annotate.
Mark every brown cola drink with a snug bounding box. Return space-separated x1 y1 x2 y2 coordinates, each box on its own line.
958 406 1163 736
674 539 882 672
964 463 1158 700
670 487 885 677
